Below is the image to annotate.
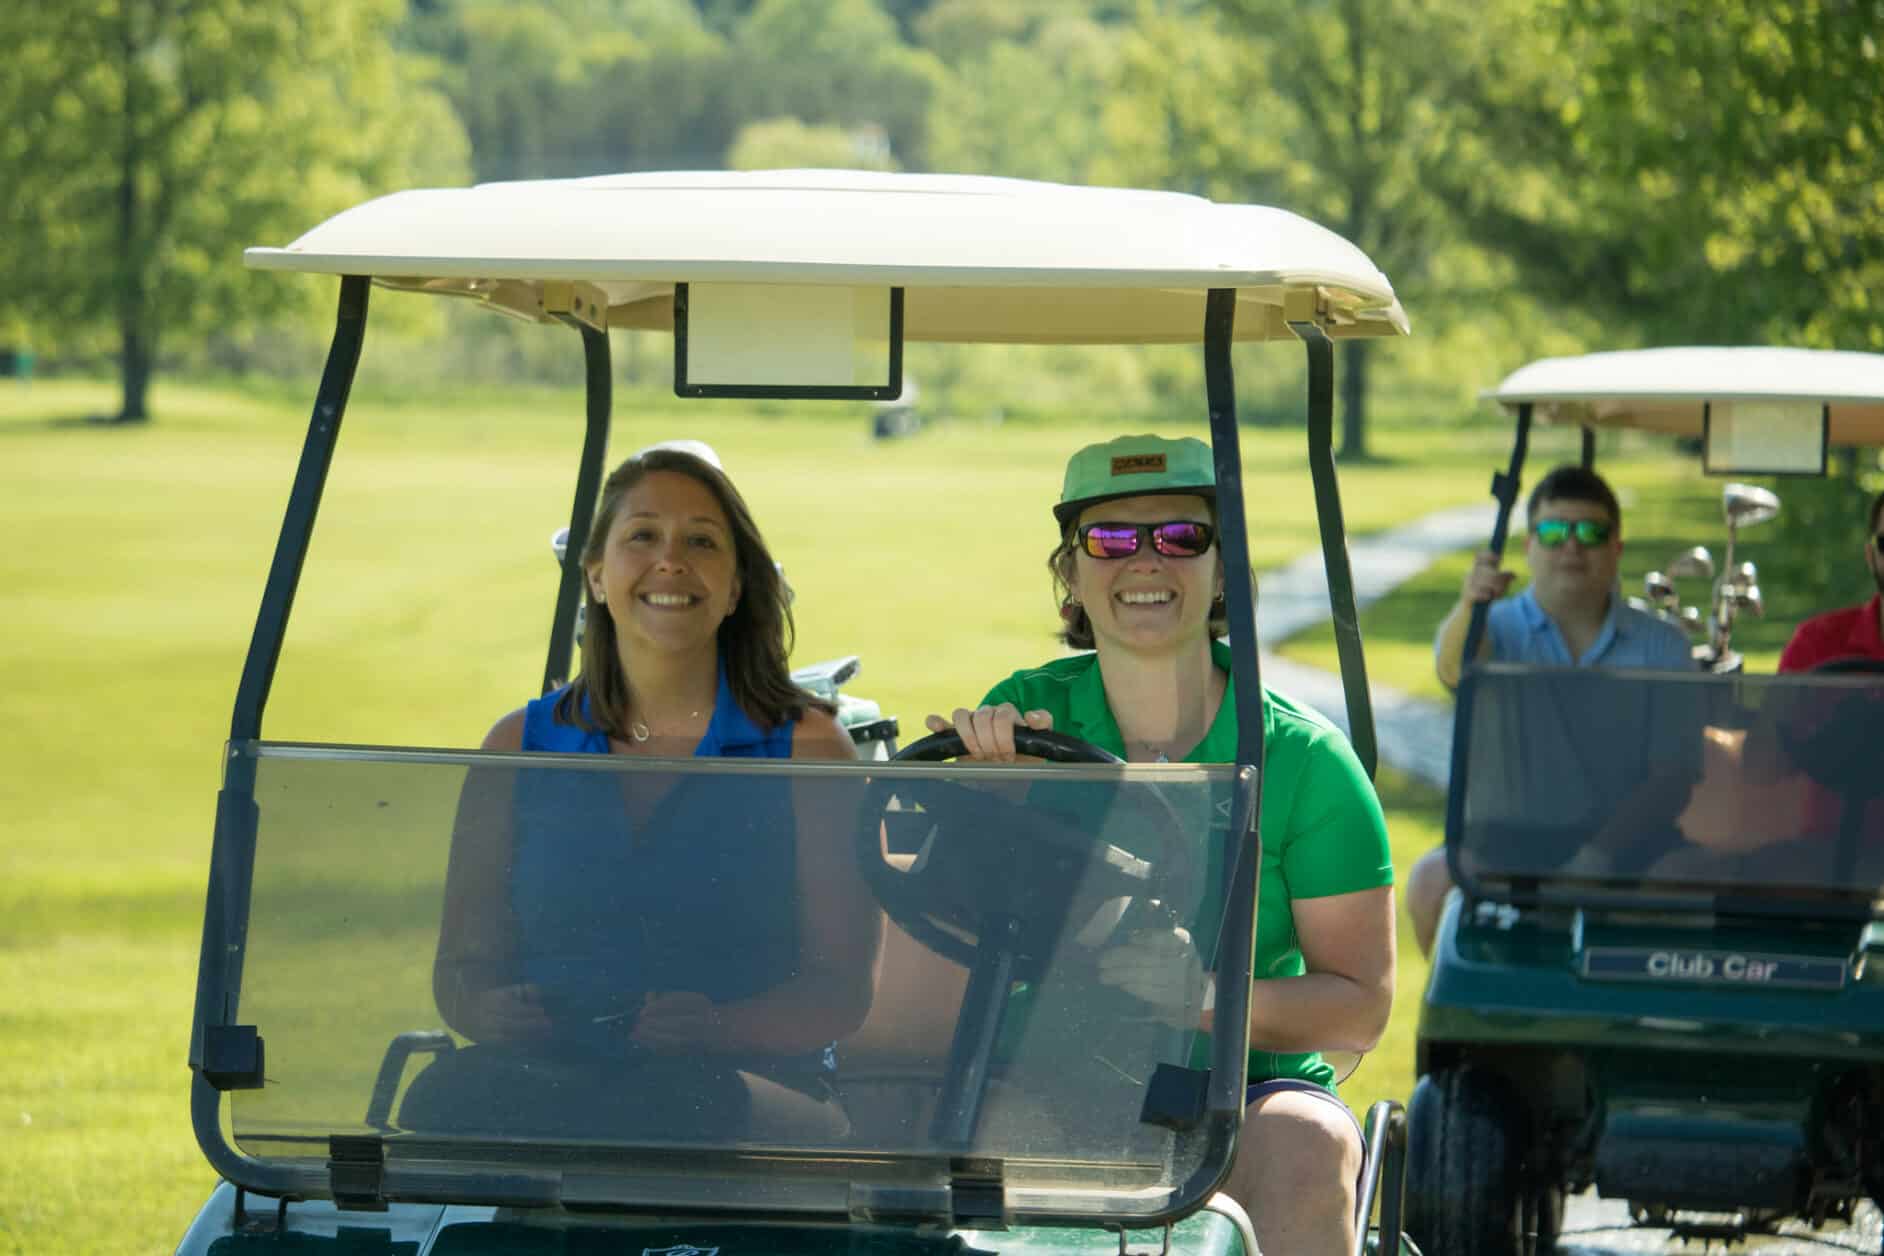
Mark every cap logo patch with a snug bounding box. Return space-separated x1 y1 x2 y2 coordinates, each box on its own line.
1112 454 1166 476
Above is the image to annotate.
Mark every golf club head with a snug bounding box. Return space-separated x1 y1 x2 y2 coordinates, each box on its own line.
1737 584 1765 618
1730 560 1757 593
1667 546 1715 581
551 525 570 567
1723 482 1781 530
1680 606 1705 637
1644 571 1675 605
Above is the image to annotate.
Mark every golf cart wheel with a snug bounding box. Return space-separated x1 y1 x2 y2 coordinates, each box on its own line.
1406 1066 1548 1255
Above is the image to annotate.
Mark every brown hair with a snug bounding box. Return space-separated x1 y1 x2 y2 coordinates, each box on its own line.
555 449 833 736
1526 464 1623 532
1048 505 1230 650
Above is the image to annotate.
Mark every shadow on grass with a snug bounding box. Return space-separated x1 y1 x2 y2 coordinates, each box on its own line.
1333 449 1414 469
0 412 148 434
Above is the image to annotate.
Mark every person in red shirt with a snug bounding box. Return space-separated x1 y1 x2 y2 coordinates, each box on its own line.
1778 490 1884 672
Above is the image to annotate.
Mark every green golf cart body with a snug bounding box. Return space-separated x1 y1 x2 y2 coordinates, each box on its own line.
1406 347 1884 1255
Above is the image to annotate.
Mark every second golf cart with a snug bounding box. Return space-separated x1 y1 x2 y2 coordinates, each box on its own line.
1407 347 1884 1255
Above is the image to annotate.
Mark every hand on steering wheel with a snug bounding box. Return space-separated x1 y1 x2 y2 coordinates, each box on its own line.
922 703 1055 761
856 724 1193 970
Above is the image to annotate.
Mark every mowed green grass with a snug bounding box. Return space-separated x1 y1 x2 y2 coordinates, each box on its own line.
0 369 1518 1250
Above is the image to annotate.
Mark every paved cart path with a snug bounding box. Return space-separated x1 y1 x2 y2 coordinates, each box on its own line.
1254 500 1493 790
1262 504 1882 1255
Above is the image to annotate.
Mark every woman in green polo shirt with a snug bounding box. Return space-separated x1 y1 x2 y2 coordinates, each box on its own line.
925 434 1395 1256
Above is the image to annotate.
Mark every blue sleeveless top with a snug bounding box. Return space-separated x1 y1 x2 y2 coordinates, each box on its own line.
509 660 809 1060
521 658 796 758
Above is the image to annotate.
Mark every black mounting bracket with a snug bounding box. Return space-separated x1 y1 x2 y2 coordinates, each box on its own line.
328 1135 388 1212
949 1157 1007 1229
200 1024 265 1091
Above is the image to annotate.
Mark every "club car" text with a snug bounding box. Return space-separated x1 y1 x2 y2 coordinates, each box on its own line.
1647 951 1778 982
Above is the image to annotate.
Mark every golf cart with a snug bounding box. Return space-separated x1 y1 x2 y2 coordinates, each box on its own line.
1406 347 1884 1254
180 170 1413 1255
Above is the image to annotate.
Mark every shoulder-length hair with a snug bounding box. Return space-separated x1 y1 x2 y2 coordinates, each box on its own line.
555 448 833 736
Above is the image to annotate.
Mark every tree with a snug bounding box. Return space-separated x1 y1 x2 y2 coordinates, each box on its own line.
0 0 467 421
1435 0 1884 353
922 9 1125 184
728 117 898 170
1108 1 1482 458
726 0 948 167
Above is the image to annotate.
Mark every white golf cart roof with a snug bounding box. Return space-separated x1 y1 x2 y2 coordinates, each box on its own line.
245 169 1407 344
1488 347 1884 445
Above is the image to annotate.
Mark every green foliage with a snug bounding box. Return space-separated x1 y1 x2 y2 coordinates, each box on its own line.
1753 463 1884 623
0 0 469 419
728 117 898 169
1439 0 1884 351
726 0 948 166
408 0 735 176
924 11 1124 183
1105 0 1521 454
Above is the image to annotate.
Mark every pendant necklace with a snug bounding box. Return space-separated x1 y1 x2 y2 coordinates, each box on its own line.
628 709 702 743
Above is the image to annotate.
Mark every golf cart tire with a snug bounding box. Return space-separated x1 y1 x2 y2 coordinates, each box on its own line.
1406 1065 1548 1256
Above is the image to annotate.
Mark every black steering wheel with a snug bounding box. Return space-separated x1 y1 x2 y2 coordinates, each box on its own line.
856 728 1195 971
1812 657 1884 675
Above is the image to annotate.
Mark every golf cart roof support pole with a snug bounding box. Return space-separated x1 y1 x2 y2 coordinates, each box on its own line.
1460 401 1533 667
1581 424 1596 469
188 275 370 1201
228 274 370 745
1290 319 1378 780
1197 288 1263 1147
542 321 612 694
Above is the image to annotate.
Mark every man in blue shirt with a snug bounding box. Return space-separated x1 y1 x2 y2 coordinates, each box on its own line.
1409 465 1694 952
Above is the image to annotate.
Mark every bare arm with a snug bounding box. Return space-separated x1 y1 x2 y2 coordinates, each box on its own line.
432 709 551 1045
1240 885 1396 1055
1435 551 1513 691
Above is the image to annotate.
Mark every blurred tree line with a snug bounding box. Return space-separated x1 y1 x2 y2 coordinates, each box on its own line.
0 0 1878 471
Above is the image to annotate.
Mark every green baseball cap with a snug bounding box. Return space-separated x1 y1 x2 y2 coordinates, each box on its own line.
1053 434 1218 526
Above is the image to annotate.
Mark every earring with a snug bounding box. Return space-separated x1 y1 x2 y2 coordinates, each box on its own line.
1066 595 1082 607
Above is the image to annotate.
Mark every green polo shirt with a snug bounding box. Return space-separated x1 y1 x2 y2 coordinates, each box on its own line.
982 640 1393 1091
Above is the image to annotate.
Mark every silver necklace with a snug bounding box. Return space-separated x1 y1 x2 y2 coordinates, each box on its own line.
628 709 702 743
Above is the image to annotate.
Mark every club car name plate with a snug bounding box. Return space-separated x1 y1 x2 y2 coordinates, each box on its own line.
1581 947 1849 990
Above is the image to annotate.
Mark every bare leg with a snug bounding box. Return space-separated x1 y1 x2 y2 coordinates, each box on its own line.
741 1072 850 1143
1405 847 1453 957
1224 1088 1362 1256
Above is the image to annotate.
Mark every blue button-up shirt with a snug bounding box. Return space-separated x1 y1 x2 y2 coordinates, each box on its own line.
1485 586 1694 670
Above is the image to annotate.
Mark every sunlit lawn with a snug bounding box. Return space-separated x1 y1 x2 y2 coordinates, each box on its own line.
0 370 1626 1249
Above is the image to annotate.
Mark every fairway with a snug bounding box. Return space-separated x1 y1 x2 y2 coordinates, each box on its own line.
0 369 1700 1249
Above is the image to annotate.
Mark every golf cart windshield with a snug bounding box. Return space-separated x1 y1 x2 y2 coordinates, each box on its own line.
1452 347 1884 916
220 743 1247 1217
1450 666 1884 912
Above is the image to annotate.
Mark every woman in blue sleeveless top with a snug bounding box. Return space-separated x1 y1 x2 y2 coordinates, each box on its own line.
427 445 878 1142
